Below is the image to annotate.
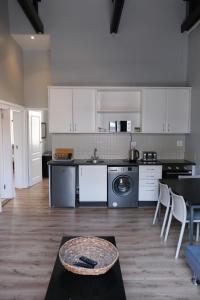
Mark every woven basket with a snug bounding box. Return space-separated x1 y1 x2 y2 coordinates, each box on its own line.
59 237 119 276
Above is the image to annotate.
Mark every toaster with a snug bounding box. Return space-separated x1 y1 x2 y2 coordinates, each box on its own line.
142 151 157 161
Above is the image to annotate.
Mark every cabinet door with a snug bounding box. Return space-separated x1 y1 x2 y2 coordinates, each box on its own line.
73 89 96 133
142 89 166 133
79 165 107 202
48 88 73 133
166 88 190 133
139 180 159 201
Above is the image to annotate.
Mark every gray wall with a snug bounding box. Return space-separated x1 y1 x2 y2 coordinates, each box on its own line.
23 50 51 107
0 0 24 105
185 26 200 174
9 0 188 86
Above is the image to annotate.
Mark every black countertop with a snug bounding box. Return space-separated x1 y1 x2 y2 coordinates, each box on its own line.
48 159 195 167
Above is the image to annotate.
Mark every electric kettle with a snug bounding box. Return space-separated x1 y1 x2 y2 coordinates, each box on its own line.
129 148 139 162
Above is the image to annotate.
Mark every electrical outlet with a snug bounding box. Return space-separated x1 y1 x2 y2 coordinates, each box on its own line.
176 140 180 147
179 140 183 147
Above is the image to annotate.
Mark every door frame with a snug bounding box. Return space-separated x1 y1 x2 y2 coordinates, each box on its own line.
0 100 28 203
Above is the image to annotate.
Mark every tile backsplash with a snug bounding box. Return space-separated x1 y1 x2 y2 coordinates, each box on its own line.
52 133 185 160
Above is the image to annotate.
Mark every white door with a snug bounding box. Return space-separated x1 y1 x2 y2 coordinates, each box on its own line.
13 111 28 188
28 111 42 186
48 88 73 133
79 165 107 202
142 89 166 133
166 88 191 133
73 89 96 133
0 109 14 199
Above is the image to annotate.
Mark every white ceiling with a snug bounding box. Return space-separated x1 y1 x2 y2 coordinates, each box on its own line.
12 34 50 50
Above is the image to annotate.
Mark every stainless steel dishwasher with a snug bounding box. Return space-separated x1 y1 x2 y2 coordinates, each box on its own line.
49 165 76 208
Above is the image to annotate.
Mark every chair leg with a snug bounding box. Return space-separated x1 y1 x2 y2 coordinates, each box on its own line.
196 223 200 242
175 222 186 259
164 211 173 242
160 206 170 238
153 201 160 225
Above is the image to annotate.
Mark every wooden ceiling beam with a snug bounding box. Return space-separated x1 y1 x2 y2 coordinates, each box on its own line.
17 0 44 33
110 0 125 34
181 0 200 32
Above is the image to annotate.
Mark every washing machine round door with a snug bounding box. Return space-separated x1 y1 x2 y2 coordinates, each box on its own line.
113 175 133 196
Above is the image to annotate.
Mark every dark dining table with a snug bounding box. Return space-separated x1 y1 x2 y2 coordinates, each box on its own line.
160 178 200 245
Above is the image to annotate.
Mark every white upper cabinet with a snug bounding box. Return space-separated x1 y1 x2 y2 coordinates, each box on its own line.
49 86 191 134
96 89 142 133
142 89 166 133
166 88 190 133
142 88 191 133
48 87 96 133
73 89 96 133
48 88 73 133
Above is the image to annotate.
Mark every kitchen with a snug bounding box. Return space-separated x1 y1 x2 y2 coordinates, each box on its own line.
47 86 195 209
1 1 200 300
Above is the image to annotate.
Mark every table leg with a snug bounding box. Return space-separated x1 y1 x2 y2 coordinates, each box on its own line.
190 207 194 245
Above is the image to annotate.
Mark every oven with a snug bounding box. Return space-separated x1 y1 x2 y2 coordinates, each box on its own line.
162 164 194 179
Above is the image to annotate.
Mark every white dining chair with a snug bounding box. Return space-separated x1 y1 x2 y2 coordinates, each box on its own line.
164 191 200 259
153 182 171 238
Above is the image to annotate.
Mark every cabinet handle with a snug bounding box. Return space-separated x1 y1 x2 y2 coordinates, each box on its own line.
75 123 77 132
163 123 165 132
168 123 170 132
80 167 82 176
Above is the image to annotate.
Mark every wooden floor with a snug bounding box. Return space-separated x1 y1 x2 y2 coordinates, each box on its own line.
0 180 200 300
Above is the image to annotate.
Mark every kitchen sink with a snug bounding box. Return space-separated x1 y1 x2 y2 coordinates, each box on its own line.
86 159 105 164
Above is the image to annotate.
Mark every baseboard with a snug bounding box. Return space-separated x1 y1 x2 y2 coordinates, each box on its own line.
139 201 157 207
79 202 107 207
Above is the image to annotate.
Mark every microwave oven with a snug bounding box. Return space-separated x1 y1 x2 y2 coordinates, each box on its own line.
109 121 131 132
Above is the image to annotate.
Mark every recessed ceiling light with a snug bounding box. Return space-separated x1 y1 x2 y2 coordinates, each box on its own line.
30 35 35 40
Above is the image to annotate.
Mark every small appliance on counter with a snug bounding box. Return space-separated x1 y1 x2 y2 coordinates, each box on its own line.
129 141 139 162
142 151 157 162
53 148 74 161
109 120 131 132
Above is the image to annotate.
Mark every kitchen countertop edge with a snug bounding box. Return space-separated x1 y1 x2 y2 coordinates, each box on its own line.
48 159 195 167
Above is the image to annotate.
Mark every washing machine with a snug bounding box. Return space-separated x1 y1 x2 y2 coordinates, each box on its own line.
108 166 139 208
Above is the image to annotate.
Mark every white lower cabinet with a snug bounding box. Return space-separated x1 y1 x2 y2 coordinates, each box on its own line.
139 165 162 201
79 165 107 202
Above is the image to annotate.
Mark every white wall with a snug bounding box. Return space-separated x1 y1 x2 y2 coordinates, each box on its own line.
185 25 200 174
23 50 51 108
0 0 24 105
52 133 185 160
9 0 188 86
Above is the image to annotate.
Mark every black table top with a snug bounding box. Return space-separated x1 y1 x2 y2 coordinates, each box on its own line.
160 178 200 206
44 236 126 300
